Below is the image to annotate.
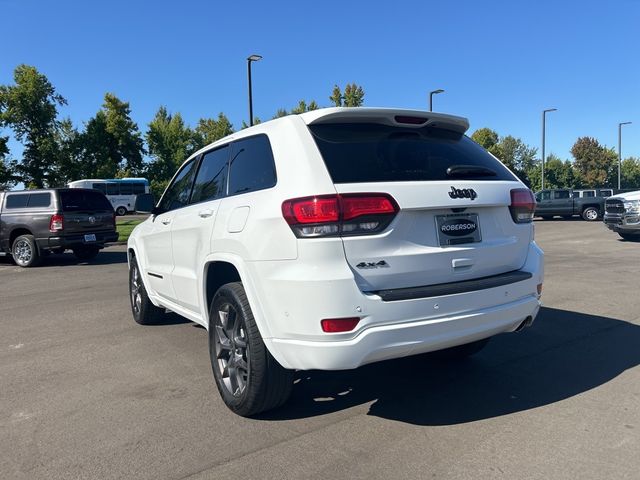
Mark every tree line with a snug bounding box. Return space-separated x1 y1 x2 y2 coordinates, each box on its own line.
1 64 638 197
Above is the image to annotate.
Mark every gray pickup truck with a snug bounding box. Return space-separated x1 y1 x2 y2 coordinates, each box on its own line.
534 188 608 221
0 188 118 267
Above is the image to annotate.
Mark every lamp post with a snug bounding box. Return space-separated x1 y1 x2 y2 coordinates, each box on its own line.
541 108 557 190
247 54 262 127
618 121 632 190
429 89 444 112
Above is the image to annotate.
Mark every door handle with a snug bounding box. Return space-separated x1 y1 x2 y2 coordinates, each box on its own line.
161 219 171 225
198 209 214 218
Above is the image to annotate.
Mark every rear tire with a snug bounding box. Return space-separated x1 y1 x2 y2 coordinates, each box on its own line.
12 234 40 268
582 207 599 221
73 245 100 261
129 255 166 325
429 338 491 360
209 282 293 416
116 206 127 216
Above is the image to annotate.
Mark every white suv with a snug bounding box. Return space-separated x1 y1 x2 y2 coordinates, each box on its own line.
128 108 544 416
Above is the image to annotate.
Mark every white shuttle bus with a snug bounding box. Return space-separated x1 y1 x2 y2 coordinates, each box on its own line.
68 178 150 216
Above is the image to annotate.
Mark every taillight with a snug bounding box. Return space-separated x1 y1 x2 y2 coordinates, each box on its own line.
282 193 399 238
49 213 64 232
509 188 536 224
321 317 360 333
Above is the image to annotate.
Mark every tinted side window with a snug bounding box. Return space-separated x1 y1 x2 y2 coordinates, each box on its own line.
159 159 198 211
540 191 551 201
5 194 29 209
583 191 595 197
92 183 107 194
106 183 119 195
191 146 230 203
132 183 146 195
228 135 277 195
27 193 52 207
119 183 133 195
554 190 570 199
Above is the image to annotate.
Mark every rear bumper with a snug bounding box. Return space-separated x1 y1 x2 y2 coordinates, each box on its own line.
252 241 543 371
36 231 119 250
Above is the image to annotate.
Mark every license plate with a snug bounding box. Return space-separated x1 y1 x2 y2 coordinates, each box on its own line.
435 214 481 246
84 234 97 243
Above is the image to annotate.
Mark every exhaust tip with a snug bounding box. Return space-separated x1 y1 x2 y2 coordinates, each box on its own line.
515 316 534 332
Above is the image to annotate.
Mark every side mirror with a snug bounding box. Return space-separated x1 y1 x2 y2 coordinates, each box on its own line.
135 193 155 213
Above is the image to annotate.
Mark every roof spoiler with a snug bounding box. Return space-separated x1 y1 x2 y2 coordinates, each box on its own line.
300 107 469 134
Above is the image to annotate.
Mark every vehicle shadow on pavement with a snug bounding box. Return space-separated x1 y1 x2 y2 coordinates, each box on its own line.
261 307 640 425
37 251 129 267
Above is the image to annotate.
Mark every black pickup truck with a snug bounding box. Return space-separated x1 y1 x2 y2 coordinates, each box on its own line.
534 189 607 221
0 188 118 267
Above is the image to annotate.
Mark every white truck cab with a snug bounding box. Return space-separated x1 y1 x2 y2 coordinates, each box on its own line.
127 108 544 416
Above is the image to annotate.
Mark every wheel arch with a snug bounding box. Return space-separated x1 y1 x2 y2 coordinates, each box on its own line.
9 227 34 250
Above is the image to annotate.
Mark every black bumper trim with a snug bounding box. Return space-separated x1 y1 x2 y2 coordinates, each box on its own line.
36 231 119 250
374 270 534 302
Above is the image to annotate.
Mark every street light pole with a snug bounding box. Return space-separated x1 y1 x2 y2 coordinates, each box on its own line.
541 108 557 191
429 89 444 112
618 122 632 190
247 54 262 127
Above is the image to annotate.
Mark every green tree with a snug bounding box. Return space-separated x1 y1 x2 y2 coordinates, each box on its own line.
470 128 502 159
80 93 145 178
330 83 365 107
48 119 83 186
571 137 617 188
195 113 234 146
145 106 198 188
0 135 16 189
0 64 67 187
621 157 640 189
497 135 538 186
290 100 319 114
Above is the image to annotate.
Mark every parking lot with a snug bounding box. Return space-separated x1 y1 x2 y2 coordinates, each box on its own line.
1 220 639 480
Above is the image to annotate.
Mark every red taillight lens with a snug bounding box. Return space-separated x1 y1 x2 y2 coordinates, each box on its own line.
321 317 360 333
49 213 64 232
282 193 399 238
509 188 536 223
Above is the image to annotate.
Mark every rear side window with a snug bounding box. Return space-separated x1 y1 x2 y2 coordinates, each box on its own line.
228 135 277 195
119 183 133 195
106 183 119 195
5 194 29 209
27 193 52 207
191 146 230 204
554 190 570 199
60 190 113 211
92 183 107 194
582 190 595 197
309 123 517 183
132 183 146 195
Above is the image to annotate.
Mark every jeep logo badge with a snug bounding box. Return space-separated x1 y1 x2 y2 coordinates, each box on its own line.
448 186 477 200
440 218 478 236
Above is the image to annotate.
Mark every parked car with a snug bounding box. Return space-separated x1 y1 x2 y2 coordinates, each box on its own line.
0 188 118 267
603 190 640 240
127 107 544 416
535 188 605 220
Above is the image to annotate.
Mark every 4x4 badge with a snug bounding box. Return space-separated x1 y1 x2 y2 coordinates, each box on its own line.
448 186 477 200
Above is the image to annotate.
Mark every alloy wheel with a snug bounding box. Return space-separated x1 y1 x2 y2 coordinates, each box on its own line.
214 303 250 397
14 239 32 265
130 264 143 315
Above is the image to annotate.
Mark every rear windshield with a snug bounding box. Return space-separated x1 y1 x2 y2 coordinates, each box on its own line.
309 123 517 183
59 190 113 212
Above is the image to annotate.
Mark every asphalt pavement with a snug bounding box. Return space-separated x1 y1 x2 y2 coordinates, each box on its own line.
1 220 639 480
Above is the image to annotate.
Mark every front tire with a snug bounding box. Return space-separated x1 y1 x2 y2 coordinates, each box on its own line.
582 207 599 221
115 206 127 216
12 234 40 268
129 255 166 325
209 282 293 416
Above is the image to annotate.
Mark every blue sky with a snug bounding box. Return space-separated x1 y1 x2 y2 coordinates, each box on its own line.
2 0 639 162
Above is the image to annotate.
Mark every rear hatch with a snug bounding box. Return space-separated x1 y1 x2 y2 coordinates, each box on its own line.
58 189 115 234
306 115 533 292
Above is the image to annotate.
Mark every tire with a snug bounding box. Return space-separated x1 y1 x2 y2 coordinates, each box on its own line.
618 232 640 241
582 207 599 221
209 282 293 416
73 245 100 261
11 234 40 268
115 206 127 216
129 255 166 325
429 338 491 360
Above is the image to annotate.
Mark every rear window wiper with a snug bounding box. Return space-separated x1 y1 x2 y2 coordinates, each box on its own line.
446 165 497 178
